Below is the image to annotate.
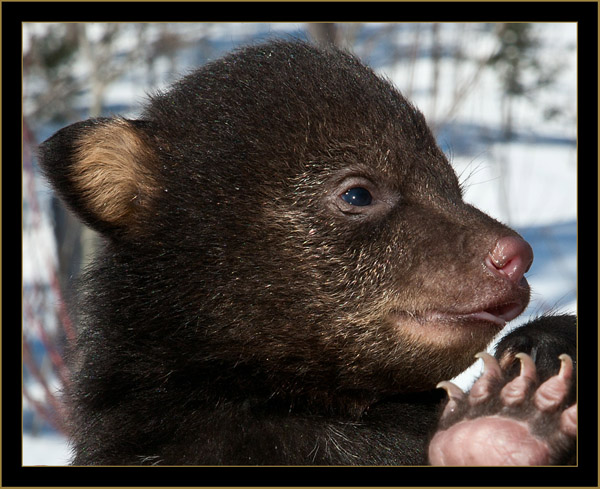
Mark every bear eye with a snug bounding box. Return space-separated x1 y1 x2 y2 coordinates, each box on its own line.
341 187 373 206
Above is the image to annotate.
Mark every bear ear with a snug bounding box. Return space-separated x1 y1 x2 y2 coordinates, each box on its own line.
38 117 159 237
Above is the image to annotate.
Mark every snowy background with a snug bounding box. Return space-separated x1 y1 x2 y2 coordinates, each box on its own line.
22 22 576 466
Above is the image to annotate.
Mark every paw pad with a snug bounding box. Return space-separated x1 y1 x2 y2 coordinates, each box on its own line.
430 352 576 466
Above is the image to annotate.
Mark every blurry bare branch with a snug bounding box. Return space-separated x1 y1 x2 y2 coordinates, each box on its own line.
23 119 73 436
308 23 339 46
428 23 441 122
77 23 151 117
24 23 188 128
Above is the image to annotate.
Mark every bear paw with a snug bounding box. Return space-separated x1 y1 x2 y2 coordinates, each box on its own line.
428 352 576 466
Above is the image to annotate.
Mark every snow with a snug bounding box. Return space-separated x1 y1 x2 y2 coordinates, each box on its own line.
22 434 72 466
455 142 576 228
22 22 577 465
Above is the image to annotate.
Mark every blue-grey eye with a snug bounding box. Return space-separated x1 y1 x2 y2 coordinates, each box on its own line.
341 187 373 206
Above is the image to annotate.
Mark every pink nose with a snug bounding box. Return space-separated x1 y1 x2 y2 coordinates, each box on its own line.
486 236 534 284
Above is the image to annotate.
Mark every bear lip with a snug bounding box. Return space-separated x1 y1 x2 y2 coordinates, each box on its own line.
418 301 525 327
480 301 526 323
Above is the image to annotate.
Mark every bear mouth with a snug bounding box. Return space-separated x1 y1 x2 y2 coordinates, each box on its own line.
416 301 526 327
477 301 526 324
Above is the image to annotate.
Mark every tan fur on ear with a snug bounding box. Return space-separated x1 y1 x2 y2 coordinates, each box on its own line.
72 118 157 227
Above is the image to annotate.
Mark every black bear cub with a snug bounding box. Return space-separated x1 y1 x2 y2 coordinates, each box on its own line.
39 40 576 465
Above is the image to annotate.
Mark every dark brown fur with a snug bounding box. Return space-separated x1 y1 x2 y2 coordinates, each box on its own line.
39 40 574 465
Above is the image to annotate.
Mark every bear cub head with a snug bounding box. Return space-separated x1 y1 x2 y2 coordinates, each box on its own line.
40 40 532 415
